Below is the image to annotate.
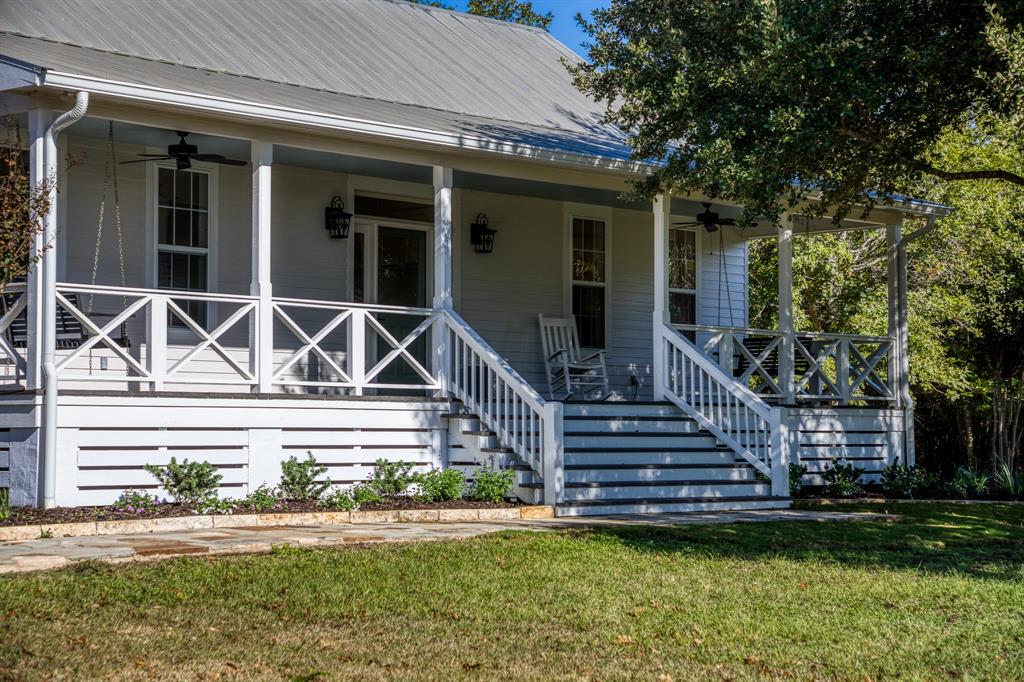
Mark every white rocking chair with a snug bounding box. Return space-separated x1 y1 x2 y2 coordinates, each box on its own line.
538 315 610 400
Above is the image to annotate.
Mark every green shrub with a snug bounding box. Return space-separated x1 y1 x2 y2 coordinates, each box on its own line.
318 487 357 511
237 485 280 513
367 459 416 497
881 459 917 498
823 460 865 497
948 467 989 499
993 463 1023 499
415 468 465 503
195 496 236 515
468 465 515 502
0 487 9 521
351 483 383 506
111 489 159 514
280 453 330 501
789 463 809 497
143 458 222 505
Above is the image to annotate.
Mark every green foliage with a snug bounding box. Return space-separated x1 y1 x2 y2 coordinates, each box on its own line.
195 496 237 515
822 460 865 498
994 463 1023 499
571 1 1024 223
367 459 416 498
318 488 358 512
1 116 52 292
143 458 222 505
0 488 9 521
406 0 552 30
414 468 466 503
111 489 159 514
279 453 330 501
467 464 515 502
237 485 280 513
948 467 990 499
789 463 808 497
351 483 383 506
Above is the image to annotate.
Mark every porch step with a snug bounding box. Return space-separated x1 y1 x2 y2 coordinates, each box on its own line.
555 496 790 517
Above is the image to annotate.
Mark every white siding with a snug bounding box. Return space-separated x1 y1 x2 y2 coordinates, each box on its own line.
697 226 748 328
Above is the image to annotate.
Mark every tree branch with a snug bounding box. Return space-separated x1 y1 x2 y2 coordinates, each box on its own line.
924 165 1024 187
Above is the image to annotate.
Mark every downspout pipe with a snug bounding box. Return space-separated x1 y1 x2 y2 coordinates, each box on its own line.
41 91 88 508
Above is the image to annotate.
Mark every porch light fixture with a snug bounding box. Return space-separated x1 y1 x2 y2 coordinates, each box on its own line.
470 213 496 254
324 196 353 239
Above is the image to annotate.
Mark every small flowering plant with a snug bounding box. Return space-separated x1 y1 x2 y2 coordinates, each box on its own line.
111 489 160 515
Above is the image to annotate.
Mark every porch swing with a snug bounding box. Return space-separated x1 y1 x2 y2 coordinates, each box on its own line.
1 121 130 351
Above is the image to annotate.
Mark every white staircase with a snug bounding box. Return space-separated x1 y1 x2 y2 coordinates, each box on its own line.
555 402 788 516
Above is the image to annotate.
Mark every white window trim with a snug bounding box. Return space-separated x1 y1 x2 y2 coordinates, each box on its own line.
145 161 219 332
563 203 613 350
667 223 701 325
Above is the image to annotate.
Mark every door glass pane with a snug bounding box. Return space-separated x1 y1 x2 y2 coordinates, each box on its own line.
353 232 365 303
573 284 605 348
377 227 426 308
670 291 696 325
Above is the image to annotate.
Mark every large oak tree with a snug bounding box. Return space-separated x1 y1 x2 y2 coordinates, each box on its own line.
570 0 1024 222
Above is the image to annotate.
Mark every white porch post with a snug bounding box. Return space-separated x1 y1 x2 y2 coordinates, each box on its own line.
886 224 901 403
652 193 670 399
432 166 453 394
777 217 796 403
250 140 273 393
26 108 52 390
895 222 915 465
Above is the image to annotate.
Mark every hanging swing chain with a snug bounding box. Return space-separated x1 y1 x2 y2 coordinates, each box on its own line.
87 122 129 370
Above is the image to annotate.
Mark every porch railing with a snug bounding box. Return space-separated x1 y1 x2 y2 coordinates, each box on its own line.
442 309 562 503
659 324 774 478
674 323 897 406
49 283 440 393
0 282 28 385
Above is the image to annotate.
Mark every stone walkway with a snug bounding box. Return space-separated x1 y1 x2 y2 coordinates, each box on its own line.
0 509 898 574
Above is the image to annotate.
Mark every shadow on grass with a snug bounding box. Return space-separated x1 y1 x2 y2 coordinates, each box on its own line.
568 503 1024 581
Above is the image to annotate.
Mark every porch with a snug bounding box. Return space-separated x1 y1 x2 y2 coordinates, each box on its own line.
0 108 924 512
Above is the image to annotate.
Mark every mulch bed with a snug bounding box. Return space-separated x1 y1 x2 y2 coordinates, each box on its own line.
1 497 519 527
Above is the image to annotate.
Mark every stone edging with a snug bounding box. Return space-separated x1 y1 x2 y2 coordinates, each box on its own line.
799 497 1024 506
0 506 555 543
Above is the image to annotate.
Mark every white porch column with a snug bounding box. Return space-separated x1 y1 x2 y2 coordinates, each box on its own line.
250 141 273 393
652 194 671 399
432 166 453 393
26 109 52 390
777 216 796 403
895 222 915 465
886 224 901 404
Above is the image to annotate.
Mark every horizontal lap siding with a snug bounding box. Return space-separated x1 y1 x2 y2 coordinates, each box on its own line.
698 227 748 328
791 408 905 484
609 208 654 398
53 396 447 506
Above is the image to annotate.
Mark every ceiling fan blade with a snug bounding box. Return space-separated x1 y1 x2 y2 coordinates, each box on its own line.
717 219 738 226
119 157 171 164
671 221 703 227
136 153 175 158
204 157 248 166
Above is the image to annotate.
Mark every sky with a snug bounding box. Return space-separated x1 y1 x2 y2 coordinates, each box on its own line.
447 1 607 57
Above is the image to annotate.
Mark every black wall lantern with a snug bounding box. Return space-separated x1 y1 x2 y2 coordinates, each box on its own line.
470 213 496 254
324 196 353 239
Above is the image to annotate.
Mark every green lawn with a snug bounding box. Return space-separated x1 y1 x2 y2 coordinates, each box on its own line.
1 504 1022 681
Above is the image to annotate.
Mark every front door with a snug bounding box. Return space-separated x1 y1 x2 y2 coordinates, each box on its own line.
374 226 429 388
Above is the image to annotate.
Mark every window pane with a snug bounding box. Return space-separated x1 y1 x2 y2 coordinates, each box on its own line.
171 252 190 289
191 172 208 210
669 229 696 290
670 292 696 325
174 209 191 246
174 170 191 208
573 284 605 348
158 168 174 206
158 251 171 286
353 232 365 303
192 212 208 248
158 207 174 245
188 254 207 290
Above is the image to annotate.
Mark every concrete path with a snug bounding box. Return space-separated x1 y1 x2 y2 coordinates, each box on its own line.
0 509 897 574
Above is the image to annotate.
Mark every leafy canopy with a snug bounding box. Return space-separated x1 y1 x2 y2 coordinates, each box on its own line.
407 0 552 30
571 0 1024 223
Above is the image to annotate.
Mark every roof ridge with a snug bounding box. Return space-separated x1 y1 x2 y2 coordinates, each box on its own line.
0 30 617 140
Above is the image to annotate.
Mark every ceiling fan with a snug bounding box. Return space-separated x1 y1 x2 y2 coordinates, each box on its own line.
120 131 247 170
672 202 754 233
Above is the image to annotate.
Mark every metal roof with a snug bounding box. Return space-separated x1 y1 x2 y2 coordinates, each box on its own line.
0 0 633 162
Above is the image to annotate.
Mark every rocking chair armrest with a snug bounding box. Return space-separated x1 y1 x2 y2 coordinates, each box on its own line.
577 349 605 363
547 349 570 362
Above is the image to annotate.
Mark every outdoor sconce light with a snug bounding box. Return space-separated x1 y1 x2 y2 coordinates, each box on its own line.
470 213 496 254
324 196 353 239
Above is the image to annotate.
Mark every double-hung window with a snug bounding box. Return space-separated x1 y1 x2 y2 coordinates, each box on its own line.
156 167 210 327
571 217 607 348
668 227 697 326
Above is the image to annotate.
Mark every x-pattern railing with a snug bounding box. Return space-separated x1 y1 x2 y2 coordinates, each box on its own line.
0 283 28 383
165 298 256 384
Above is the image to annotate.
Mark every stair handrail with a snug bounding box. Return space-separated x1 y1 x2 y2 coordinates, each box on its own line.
659 324 777 477
441 309 562 504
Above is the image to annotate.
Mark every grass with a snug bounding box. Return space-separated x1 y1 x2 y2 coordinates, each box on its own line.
1 503 1022 680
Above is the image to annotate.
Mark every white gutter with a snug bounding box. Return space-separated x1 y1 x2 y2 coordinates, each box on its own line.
41 71 651 177
41 90 88 508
